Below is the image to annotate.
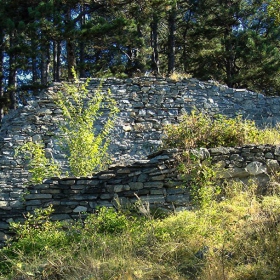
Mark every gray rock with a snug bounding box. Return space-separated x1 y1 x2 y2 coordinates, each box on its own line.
245 161 267 176
190 148 210 160
216 167 249 179
266 159 280 173
129 182 144 190
73 206 87 213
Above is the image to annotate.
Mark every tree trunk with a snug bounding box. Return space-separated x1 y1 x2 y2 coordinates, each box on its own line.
0 29 4 123
182 27 188 73
31 39 38 84
8 33 17 110
53 40 61 82
66 7 76 80
66 39 76 80
167 4 177 76
79 41 86 78
57 42 61 81
32 57 38 84
224 27 235 88
41 45 50 85
135 25 145 74
79 4 86 78
150 13 160 75
8 64 17 110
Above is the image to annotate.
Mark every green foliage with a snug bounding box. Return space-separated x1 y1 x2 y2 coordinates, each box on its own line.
55 69 119 176
163 110 280 208
2 0 280 116
268 0 280 25
176 149 221 209
15 141 61 184
0 205 81 276
191 159 219 208
183 0 280 95
10 205 55 237
7 205 80 255
163 110 280 149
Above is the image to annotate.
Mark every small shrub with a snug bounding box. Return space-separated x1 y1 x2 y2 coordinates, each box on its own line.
0 205 82 276
55 69 119 176
6 206 80 255
15 141 61 184
16 69 120 182
84 207 129 234
169 71 192 81
177 151 221 208
162 110 280 149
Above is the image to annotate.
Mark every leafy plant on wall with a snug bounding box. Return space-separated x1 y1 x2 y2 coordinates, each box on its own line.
15 141 61 185
55 69 119 177
17 69 119 182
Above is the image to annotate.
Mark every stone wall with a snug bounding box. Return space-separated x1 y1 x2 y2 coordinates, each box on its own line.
1 77 280 243
1 144 280 243
22 145 280 217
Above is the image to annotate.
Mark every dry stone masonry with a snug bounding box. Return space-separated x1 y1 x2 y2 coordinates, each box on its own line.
1 77 280 243
1 145 280 243
20 145 280 216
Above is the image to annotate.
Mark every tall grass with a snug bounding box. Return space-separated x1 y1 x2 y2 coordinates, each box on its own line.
1 180 280 279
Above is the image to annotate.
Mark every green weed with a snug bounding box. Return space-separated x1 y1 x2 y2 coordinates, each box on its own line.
15 142 61 185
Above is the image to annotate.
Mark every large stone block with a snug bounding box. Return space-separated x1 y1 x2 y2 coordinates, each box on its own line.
129 182 143 190
245 161 267 176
